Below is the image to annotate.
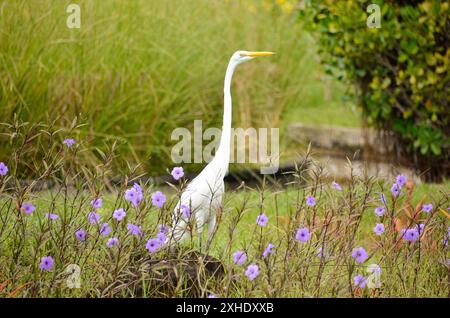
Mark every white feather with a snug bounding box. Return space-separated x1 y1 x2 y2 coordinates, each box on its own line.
169 50 273 245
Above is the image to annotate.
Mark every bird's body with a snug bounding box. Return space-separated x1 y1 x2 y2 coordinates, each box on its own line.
171 157 225 244
170 50 274 246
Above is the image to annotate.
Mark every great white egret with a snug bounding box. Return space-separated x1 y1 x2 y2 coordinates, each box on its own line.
170 51 274 248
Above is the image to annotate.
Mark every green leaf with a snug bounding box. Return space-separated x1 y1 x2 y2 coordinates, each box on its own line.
381 77 391 89
430 143 441 156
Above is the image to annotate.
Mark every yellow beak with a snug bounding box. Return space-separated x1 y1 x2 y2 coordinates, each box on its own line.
243 51 275 57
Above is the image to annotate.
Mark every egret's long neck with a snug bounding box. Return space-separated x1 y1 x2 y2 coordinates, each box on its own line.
215 60 236 172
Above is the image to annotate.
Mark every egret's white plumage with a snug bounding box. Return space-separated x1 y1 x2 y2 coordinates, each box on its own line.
170 50 274 247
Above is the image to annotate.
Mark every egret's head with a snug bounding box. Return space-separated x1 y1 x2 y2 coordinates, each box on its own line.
232 50 275 65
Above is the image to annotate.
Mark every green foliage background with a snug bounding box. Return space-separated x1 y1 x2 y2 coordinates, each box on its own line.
301 0 449 180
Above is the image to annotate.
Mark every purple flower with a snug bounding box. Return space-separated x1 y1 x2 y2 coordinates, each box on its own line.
403 228 419 242
171 167 184 181
157 232 167 244
295 227 311 243
124 188 141 207
124 189 136 202
99 223 111 236
127 223 142 236
133 182 143 194
146 238 161 253
373 223 385 236
395 174 406 187
88 211 100 224
380 193 387 205
422 203 433 213
207 294 217 298
158 224 169 234
75 229 86 242
125 183 144 207
244 264 259 281
39 256 54 271
90 198 102 210
107 237 119 247
21 203 35 215
332 181 342 191
306 196 316 207
262 243 275 259
317 247 324 258
151 191 166 209
63 138 75 147
0 162 8 176
113 208 126 221
391 183 400 197
443 227 450 246
45 213 59 220
256 213 268 227
354 274 367 288
374 206 385 217
180 204 191 218
233 250 247 265
401 228 407 237
351 247 368 263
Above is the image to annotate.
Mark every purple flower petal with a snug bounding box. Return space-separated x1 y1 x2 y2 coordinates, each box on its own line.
39 256 54 271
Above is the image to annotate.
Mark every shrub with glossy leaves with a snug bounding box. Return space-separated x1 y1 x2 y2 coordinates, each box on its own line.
301 0 449 180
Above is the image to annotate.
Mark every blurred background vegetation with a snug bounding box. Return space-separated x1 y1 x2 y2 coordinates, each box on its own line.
302 0 449 181
0 0 356 177
0 0 447 180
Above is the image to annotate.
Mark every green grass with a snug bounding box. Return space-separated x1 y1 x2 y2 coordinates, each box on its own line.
0 128 448 297
1 177 448 297
0 0 358 175
14 179 449 257
208 181 449 252
283 85 360 128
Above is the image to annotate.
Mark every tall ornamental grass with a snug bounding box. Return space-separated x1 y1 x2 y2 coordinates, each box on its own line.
0 0 354 176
